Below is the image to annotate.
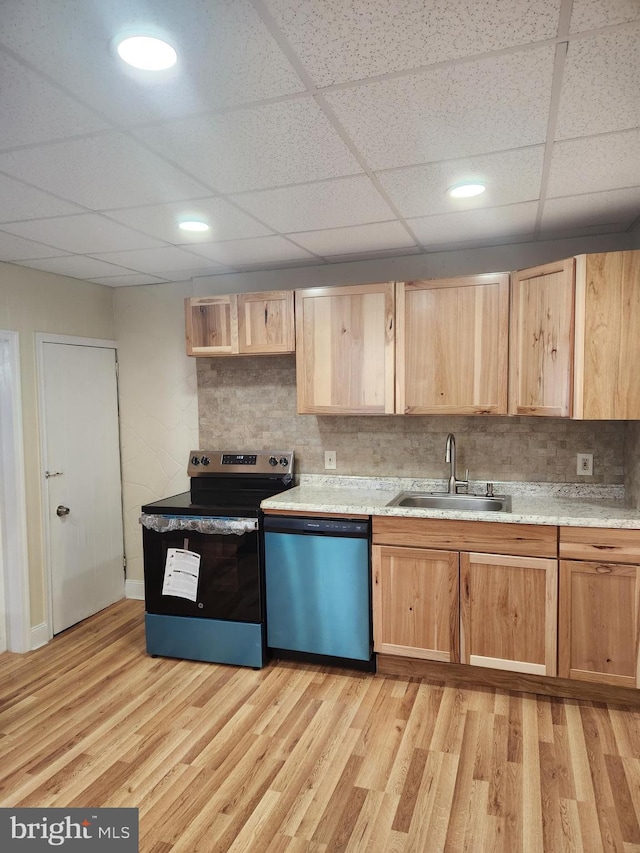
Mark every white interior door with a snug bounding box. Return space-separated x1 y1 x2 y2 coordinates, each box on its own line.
42 341 124 634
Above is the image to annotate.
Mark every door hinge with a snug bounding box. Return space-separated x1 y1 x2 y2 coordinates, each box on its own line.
123 554 127 575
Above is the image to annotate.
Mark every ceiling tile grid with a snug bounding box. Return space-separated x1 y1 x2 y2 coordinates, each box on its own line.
0 0 637 284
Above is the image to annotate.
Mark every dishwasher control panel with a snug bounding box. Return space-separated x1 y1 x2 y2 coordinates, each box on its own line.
262 515 370 537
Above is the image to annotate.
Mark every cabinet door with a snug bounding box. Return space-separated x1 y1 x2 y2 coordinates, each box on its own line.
372 544 459 661
185 296 238 356
237 290 295 355
396 274 509 414
574 251 640 419
295 283 395 414
460 552 557 676
509 259 575 417
559 560 640 688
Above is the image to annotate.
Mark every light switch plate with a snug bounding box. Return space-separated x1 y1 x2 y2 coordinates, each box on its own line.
324 450 336 470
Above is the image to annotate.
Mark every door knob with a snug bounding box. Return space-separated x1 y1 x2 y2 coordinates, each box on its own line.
56 505 70 517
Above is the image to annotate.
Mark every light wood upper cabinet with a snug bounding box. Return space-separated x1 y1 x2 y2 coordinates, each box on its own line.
185 291 295 357
236 291 295 355
460 552 558 677
185 295 237 356
396 274 510 415
372 543 459 662
295 282 395 415
573 251 640 419
509 258 576 417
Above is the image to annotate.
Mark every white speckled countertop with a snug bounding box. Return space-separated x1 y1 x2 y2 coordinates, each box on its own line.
261 476 640 529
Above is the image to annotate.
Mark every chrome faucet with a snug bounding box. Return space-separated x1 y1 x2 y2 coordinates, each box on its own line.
445 433 469 494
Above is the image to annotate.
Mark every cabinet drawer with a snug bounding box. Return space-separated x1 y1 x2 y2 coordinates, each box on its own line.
373 517 557 558
559 527 640 564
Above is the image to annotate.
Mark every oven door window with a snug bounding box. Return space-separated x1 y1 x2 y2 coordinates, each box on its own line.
143 527 261 622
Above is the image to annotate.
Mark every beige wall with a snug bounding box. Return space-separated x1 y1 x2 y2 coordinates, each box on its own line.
112 281 198 585
0 262 115 627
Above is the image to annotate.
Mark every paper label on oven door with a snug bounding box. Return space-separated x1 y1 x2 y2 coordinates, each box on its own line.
162 548 200 601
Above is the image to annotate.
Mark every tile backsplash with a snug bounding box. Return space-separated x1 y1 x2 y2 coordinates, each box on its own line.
625 422 640 509
197 356 625 485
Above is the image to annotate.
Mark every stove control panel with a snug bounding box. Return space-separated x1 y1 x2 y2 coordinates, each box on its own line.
188 450 294 477
222 454 257 465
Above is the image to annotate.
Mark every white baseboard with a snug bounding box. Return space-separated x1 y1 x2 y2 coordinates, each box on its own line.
125 580 145 601
31 622 49 650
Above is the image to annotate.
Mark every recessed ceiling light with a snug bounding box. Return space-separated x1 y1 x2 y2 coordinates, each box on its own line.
179 220 210 233
448 183 487 199
116 36 177 71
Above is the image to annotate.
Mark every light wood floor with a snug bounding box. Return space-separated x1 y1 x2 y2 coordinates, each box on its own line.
1 600 640 852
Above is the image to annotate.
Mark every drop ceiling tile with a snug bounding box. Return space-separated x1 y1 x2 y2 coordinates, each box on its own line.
0 0 304 125
0 174 84 222
377 146 545 218
133 100 361 194
105 198 271 244
0 133 211 211
160 266 238 280
90 246 229 274
2 213 166 254
189 236 315 266
266 0 561 87
408 202 538 248
556 27 640 140
540 187 640 232
0 231 67 261
547 129 640 197
325 47 555 170
0 51 108 151
570 0 639 31
290 221 417 256
88 273 168 287
13 255 139 279
232 176 395 232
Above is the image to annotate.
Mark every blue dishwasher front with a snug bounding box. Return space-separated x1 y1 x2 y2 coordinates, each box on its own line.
263 515 373 668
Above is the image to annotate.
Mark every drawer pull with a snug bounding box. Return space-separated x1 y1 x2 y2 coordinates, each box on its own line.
595 565 613 574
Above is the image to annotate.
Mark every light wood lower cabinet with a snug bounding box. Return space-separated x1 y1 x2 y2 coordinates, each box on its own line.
372 544 459 661
460 552 558 676
558 524 640 688
558 560 640 688
371 518 558 675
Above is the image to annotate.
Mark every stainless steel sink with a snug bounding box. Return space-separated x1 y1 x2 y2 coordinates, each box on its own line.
386 491 512 512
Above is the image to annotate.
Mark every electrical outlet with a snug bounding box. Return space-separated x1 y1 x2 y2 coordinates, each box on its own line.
577 453 593 476
324 450 336 470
